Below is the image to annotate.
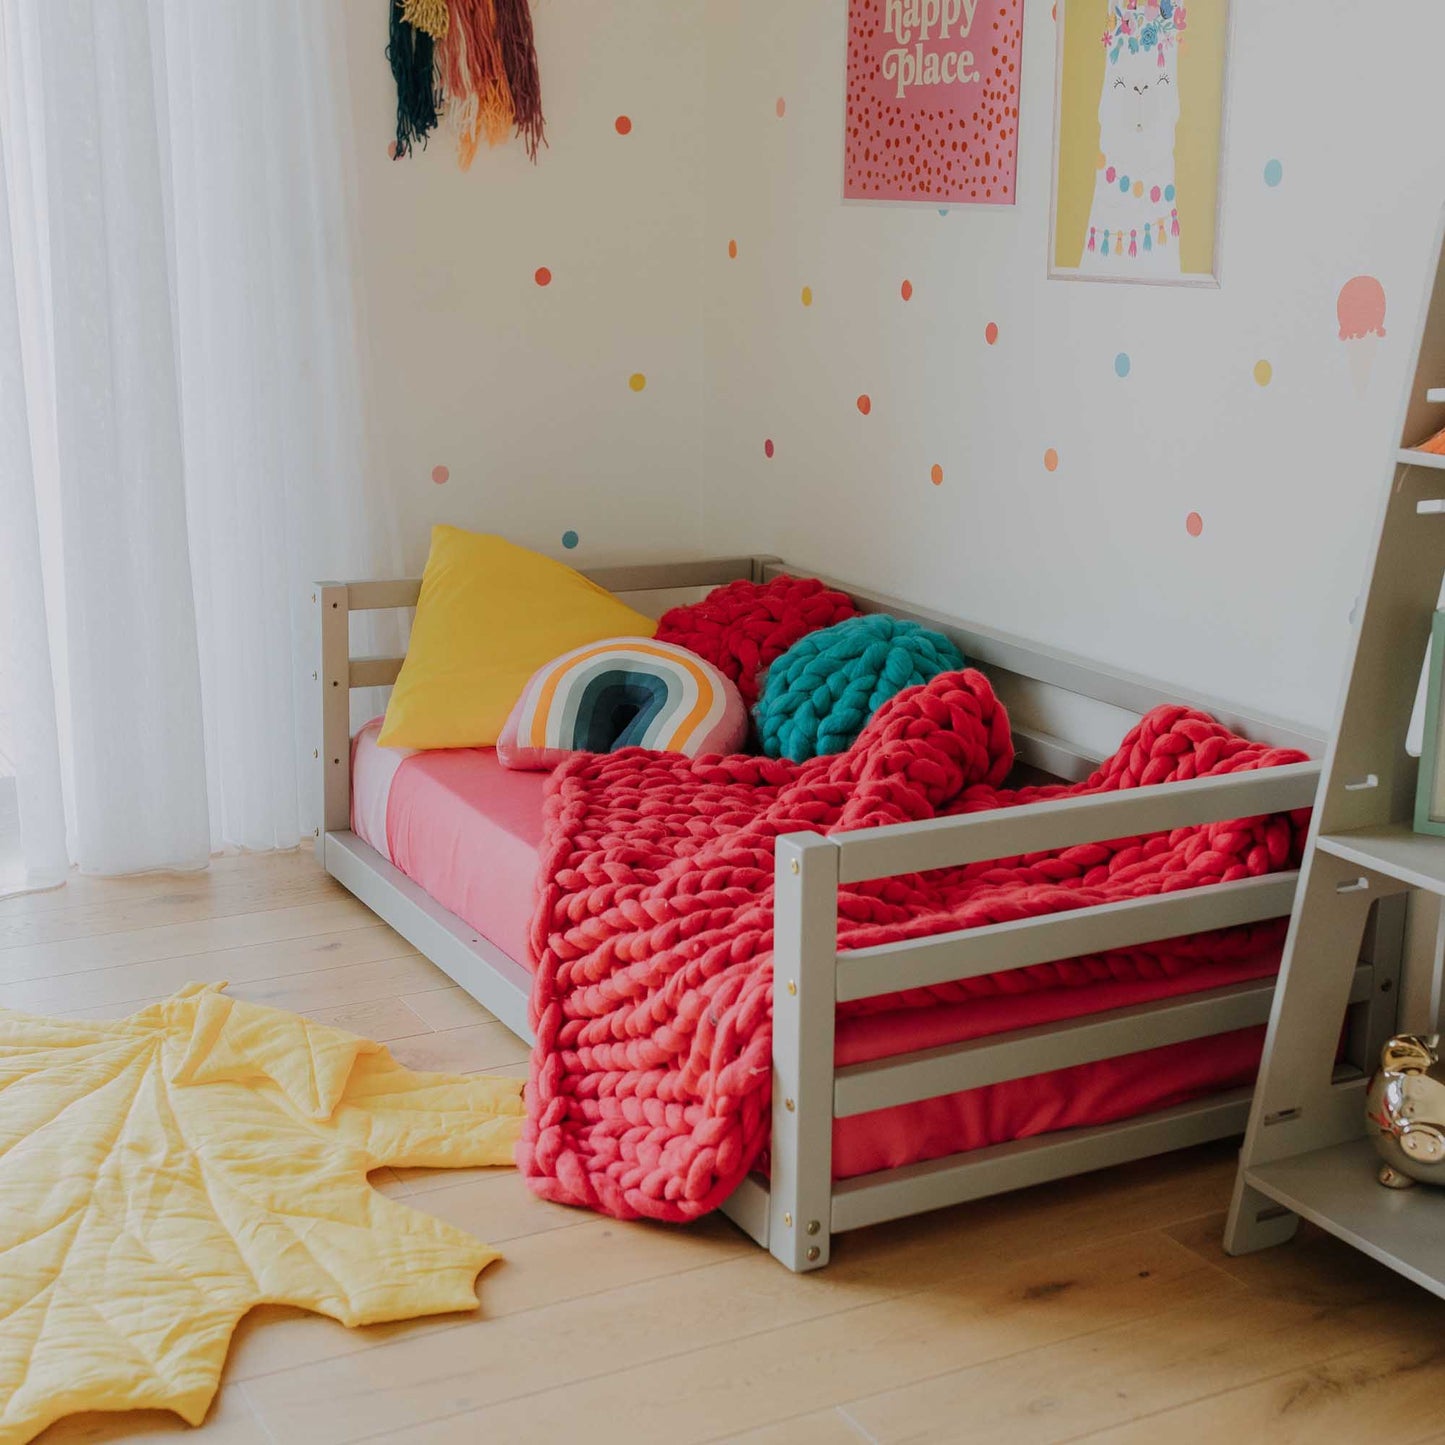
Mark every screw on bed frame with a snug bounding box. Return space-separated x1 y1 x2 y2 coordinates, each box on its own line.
789 859 799 874
785 1098 795 1112
806 1247 820 1262
806 1220 820 1235
783 1213 793 1228
786 980 797 996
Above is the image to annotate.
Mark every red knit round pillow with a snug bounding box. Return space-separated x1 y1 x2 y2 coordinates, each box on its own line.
654 575 860 706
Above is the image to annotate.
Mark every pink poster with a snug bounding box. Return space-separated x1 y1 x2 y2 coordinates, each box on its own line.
845 0 1024 205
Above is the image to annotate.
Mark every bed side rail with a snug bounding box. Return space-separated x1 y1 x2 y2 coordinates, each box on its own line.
766 759 1326 1271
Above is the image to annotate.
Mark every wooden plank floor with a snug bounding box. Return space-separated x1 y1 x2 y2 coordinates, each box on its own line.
9 848 1445 1445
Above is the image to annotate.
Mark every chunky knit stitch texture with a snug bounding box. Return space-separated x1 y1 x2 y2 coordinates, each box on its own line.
520 669 1309 1222
754 613 965 761
654 576 860 707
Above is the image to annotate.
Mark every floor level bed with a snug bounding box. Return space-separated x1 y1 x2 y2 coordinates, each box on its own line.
315 555 1401 1271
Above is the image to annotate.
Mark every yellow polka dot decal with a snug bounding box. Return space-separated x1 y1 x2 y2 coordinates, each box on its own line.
801 286 813 307
1253 359 1273 387
629 373 647 392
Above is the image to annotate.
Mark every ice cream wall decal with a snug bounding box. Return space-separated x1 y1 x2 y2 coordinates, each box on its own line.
1337 276 1387 396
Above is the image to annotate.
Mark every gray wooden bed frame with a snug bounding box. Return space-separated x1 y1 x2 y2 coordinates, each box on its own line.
314 556 1400 1272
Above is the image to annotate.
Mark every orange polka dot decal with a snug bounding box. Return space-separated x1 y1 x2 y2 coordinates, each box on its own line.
614 115 632 135
1043 448 1059 472
856 394 872 415
930 464 943 485
844 0 1023 204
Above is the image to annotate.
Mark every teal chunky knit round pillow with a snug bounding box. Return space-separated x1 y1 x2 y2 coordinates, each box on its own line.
754 613 966 762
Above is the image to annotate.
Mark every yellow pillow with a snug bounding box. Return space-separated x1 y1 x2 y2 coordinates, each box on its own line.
377 527 658 750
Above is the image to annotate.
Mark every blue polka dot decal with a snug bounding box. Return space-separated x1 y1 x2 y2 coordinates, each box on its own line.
1114 352 1131 379
1263 158 1283 188
562 529 579 550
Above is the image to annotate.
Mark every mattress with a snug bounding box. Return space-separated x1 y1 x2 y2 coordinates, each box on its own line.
351 719 1278 1182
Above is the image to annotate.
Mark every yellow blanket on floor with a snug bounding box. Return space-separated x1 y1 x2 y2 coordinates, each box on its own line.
0 983 524 1445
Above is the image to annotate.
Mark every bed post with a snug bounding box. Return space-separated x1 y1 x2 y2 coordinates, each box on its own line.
316 582 352 858
770 833 840 1272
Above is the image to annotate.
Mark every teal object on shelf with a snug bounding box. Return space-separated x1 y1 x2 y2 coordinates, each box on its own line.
754 613 965 762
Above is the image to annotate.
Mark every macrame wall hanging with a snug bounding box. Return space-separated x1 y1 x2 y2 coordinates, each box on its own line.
387 0 545 168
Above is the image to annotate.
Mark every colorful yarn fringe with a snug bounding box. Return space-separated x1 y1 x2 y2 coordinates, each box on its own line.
387 0 545 167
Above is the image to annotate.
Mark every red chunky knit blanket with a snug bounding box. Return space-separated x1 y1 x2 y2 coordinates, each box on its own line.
520 669 1309 1222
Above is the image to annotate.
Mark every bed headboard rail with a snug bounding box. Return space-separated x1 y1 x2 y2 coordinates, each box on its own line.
760 560 1323 763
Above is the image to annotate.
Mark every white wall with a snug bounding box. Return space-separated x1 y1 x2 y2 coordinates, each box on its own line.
701 0 1445 732
342 0 1445 733
341 0 706 574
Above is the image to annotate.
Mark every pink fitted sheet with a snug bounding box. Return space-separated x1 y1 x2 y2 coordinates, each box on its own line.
351 719 1278 1181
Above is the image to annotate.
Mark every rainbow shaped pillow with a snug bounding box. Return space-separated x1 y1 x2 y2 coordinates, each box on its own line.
496 636 748 770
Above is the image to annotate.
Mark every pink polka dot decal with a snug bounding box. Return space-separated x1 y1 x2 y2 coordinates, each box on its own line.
844 0 1022 203
431 465 449 485
1043 448 1059 473
775 97 787 118
534 267 552 287
1186 511 1203 537
856 394 872 416
387 140 398 160
985 322 999 345
900 279 914 301
764 438 775 458
614 115 632 135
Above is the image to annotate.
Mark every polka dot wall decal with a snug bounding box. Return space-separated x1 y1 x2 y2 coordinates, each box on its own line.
764 438 775 459
900 279 914 301
534 266 552 287
629 372 647 392
856 394 872 416
431 465 449 485
727 239 738 259
775 97 786 118
930 464 944 486
562 530 579 549
614 115 632 135
1186 512 1204 537
1253 359 1273 387
801 286 813 307
1264 158 1283 188
938 208 949 217
1114 352 1131 379
985 322 999 345
1043 448 1059 472
387 141 398 160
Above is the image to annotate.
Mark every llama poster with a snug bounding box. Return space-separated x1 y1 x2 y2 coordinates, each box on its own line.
1049 0 1230 285
844 0 1024 205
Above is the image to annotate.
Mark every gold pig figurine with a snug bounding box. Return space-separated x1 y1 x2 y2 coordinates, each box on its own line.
1366 1034 1445 1188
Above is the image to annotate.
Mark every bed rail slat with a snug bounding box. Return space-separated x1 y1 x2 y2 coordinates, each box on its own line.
829 1087 1259 1233
835 873 1300 1004
833 963 1374 1119
830 761 1321 884
349 656 404 688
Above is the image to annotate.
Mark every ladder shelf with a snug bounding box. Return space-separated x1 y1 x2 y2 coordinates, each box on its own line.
1225 209 1445 1296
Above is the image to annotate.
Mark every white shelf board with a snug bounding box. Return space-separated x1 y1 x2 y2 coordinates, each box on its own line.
1399 448 1445 470
1245 1138 1445 1299
1317 823 1445 894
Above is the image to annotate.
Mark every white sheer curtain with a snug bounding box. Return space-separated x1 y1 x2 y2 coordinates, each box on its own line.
0 0 398 890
